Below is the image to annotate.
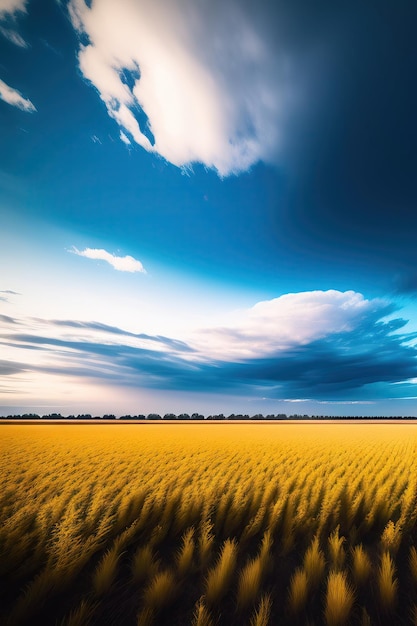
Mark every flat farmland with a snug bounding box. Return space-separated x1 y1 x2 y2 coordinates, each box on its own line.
2 423 417 626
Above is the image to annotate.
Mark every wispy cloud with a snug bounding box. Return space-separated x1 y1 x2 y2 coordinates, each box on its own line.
68 0 289 175
0 289 20 303
69 246 146 273
0 359 26 375
0 25 27 47
0 78 36 112
0 0 29 46
120 131 131 146
48 319 192 352
0 314 18 324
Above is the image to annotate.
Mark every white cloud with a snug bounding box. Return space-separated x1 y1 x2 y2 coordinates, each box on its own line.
120 130 131 145
70 246 146 273
190 290 389 360
0 0 29 46
0 0 27 17
68 0 288 176
0 78 35 111
0 25 27 47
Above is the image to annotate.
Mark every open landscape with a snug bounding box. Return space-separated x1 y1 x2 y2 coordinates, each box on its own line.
2 2 417 625
2 422 417 626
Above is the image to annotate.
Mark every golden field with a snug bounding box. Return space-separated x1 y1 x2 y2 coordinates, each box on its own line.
1 423 417 626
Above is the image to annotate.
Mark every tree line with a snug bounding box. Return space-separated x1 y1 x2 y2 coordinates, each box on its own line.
0 413 415 420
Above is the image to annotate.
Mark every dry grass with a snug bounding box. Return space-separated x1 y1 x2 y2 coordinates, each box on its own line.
380 520 401 555
351 544 372 587
288 567 309 615
304 536 325 589
378 551 397 614
198 519 214 570
176 527 195 576
236 556 264 611
142 569 178 610
205 539 237 606
131 545 159 583
324 570 355 626
328 526 345 570
92 546 121 596
2 423 417 626
191 598 214 626
59 600 98 626
249 593 272 626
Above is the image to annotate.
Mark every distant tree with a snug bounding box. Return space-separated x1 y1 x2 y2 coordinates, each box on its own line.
178 413 190 420
163 413 177 420
103 414 116 420
147 413 162 420
191 413 204 420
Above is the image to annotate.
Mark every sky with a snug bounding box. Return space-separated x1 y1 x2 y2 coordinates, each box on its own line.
1 0 417 417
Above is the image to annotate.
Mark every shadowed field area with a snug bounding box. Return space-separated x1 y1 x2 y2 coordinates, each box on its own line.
2 424 417 625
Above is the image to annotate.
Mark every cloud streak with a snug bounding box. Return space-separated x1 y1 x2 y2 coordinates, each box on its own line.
48 319 193 352
0 314 18 324
70 246 146 273
0 25 27 46
0 78 35 111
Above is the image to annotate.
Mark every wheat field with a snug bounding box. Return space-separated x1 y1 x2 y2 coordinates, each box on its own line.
1 423 417 625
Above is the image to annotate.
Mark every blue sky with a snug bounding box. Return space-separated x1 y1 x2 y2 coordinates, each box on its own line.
1 0 417 416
